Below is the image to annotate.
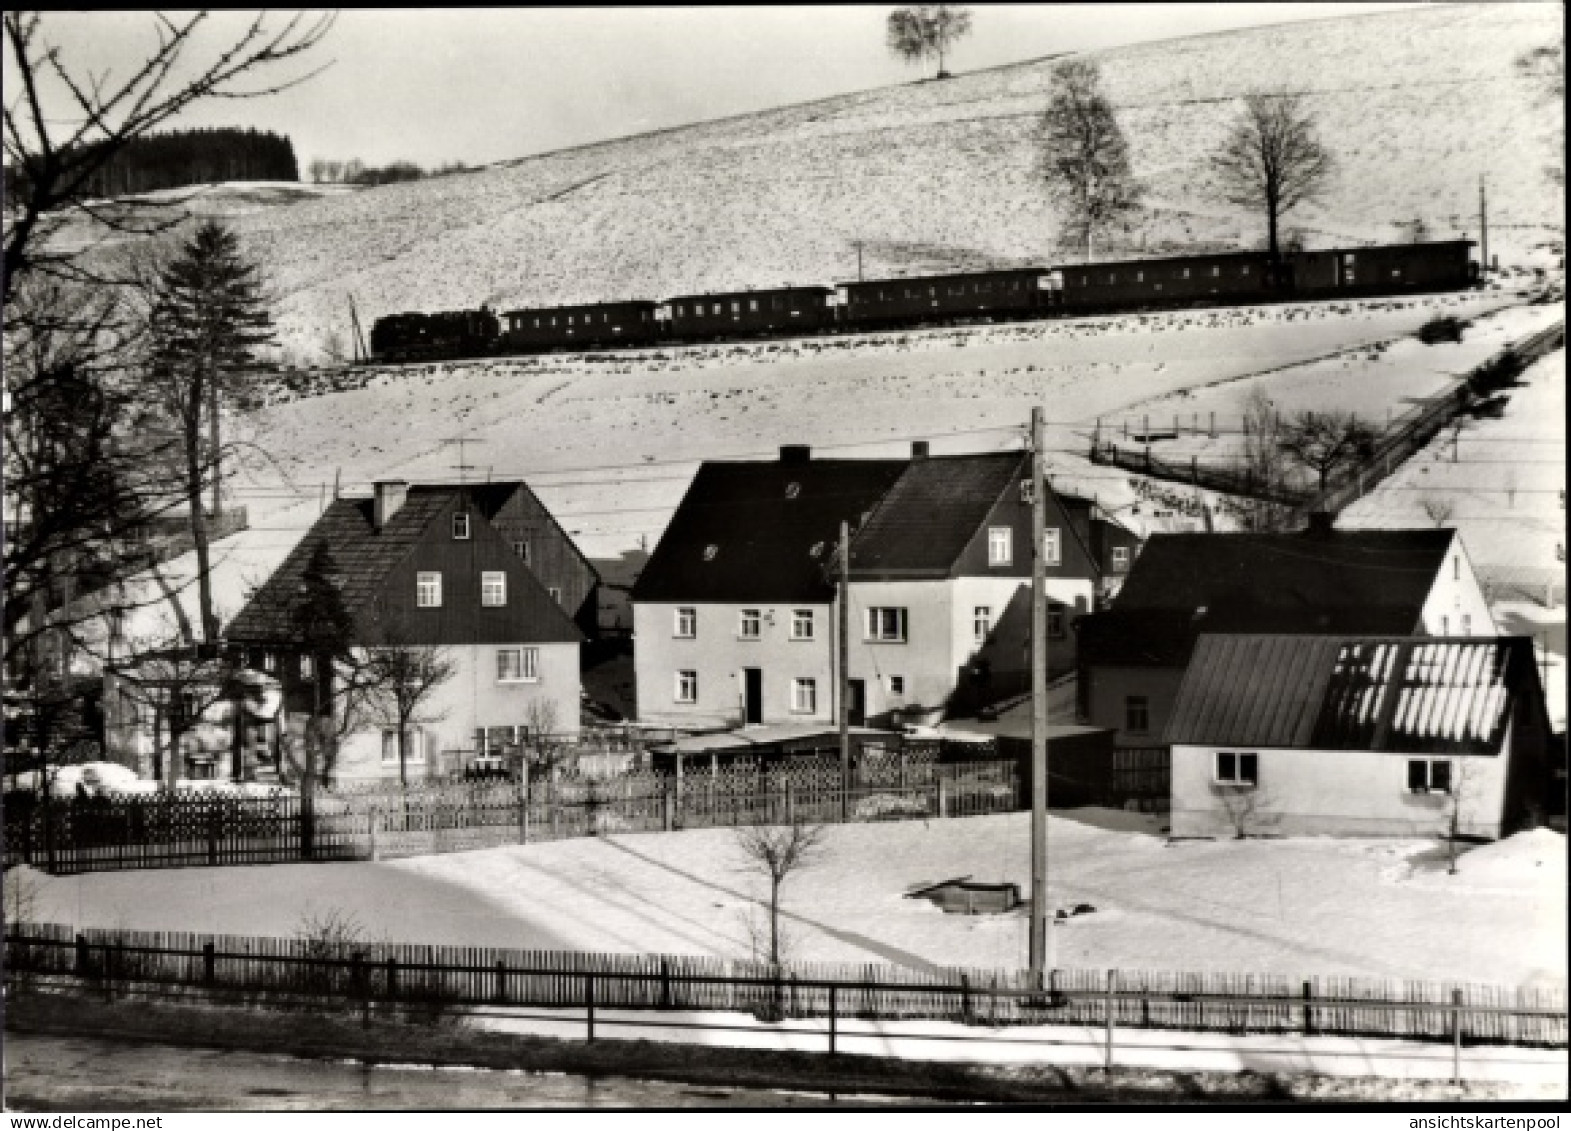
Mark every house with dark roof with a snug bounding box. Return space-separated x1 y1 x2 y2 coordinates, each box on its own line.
224 480 585 782
1166 634 1551 838
1075 523 1495 751
631 443 1136 730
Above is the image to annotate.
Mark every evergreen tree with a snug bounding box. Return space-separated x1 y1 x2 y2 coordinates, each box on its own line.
146 219 276 643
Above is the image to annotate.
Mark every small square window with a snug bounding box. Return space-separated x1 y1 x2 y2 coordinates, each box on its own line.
1216 752 1258 786
1408 758 1451 794
1048 607 1065 637
497 647 539 682
676 670 698 703
548 587 562 604
739 609 761 639
791 609 814 640
1111 545 1131 571
1126 695 1149 734
452 512 471 540
417 572 442 608
974 606 992 645
792 678 817 714
675 607 696 638
866 607 907 642
382 730 425 765
514 541 530 563
481 571 506 607
299 654 314 679
889 675 905 696
988 526 1013 567
1043 528 1062 566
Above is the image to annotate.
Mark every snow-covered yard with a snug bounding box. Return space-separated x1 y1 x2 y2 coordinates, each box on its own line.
18 812 1564 989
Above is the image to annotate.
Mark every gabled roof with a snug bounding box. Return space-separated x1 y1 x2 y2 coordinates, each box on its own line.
431 481 600 582
848 452 1027 577
1166 635 1536 754
631 457 907 603
226 485 582 645
1115 528 1452 614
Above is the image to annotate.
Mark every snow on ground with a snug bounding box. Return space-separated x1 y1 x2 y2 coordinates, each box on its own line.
21 813 1565 988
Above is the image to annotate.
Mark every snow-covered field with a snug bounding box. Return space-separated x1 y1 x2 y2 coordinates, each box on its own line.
20 813 1565 989
57 4 1563 362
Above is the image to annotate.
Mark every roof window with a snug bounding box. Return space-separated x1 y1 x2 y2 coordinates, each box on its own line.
703 545 719 561
785 482 801 499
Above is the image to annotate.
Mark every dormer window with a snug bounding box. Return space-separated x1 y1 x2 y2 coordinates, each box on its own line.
703 545 719 561
785 482 801 499
453 512 471 540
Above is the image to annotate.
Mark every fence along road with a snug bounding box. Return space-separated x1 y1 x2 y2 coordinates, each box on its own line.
7 920 1564 1085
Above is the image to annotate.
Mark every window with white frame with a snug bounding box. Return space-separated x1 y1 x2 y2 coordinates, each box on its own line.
988 526 1013 566
416 571 442 607
452 512 471 540
1407 758 1451 794
548 587 562 604
674 607 697 638
496 647 539 682
381 730 425 764
675 670 698 703
792 678 817 714
260 650 276 673
866 607 908 642
739 609 762 639
514 540 530 563
1215 752 1258 786
1111 545 1131 571
889 675 905 696
791 609 814 640
1043 528 1062 565
974 605 992 644
481 571 507 607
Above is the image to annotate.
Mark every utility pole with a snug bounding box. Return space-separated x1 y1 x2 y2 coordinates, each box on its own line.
838 518 851 814
1028 406 1051 977
1479 176 1489 279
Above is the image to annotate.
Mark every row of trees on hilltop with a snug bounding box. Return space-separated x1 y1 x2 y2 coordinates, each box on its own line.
3 127 299 204
306 158 472 185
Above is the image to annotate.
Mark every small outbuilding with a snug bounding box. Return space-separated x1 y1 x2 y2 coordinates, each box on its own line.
1165 635 1552 839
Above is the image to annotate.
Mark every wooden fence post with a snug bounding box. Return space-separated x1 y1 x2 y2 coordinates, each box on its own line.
1104 968 1117 1071
1303 979 1314 1035
208 805 220 865
203 941 216 985
495 960 508 1004
829 984 838 1055
586 973 596 1042
369 807 379 861
661 958 672 1008
75 933 89 977
1451 987 1464 1084
386 956 398 999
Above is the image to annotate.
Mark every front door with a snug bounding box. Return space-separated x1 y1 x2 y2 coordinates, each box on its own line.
743 668 763 725
847 679 867 727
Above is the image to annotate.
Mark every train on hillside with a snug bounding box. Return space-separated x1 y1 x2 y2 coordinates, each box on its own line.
367 240 1479 363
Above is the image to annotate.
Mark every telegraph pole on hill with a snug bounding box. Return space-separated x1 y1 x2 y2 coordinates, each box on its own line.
1029 406 1051 976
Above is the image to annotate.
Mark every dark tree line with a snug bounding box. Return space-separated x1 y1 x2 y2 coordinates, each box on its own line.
5 127 299 203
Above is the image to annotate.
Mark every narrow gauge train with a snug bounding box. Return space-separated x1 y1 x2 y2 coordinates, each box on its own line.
367 240 1476 364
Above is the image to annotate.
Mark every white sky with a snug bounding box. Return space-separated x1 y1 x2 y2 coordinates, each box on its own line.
24 5 1429 170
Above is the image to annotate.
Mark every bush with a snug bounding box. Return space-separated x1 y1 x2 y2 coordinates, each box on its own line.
1417 316 1466 345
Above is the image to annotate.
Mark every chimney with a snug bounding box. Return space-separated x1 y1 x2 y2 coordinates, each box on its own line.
373 480 409 531
779 445 811 465
911 440 930 460
1304 510 1335 538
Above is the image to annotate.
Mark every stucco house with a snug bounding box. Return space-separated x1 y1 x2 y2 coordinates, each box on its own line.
632 443 1138 730
224 480 584 782
1166 634 1551 839
1075 521 1496 751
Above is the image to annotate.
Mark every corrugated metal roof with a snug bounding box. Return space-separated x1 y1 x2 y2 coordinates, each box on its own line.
1167 635 1528 754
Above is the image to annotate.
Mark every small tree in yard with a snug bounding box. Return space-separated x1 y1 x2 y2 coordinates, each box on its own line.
886 6 972 79
1232 387 1297 532
359 631 457 788
1276 410 1378 496
1211 91 1333 265
1039 59 1142 262
734 818 827 968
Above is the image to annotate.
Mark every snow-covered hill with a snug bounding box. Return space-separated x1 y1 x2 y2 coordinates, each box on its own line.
68 3 1565 363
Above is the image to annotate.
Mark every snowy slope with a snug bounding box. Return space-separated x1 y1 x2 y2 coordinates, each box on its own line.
65 3 1564 362
19 814 1564 988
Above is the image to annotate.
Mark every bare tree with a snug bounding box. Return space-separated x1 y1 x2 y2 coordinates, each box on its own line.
359 632 458 788
3 10 335 304
733 818 827 968
1419 494 1456 528
113 643 241 788
1039 59 1141 262
1276 410 1377 496
1232 387 1296 531
521 698 575 779
886 5 972 79
1211 91 1334 265
1215 782 1278 839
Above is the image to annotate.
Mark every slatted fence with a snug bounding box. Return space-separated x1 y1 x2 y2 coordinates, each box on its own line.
6 922 1563 1049
3 758 1022 875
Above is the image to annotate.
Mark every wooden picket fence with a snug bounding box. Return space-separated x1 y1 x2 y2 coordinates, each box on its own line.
6 921 1564 1049
3 758 1021 875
